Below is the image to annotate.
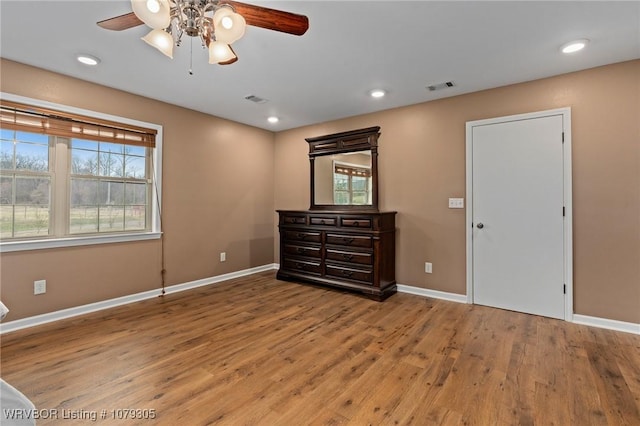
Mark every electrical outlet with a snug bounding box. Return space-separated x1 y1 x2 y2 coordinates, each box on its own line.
424 262 432 274
34 279 46 295
448 198 464 208
220 252 226 262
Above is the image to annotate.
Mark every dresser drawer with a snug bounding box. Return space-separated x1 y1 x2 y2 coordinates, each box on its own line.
282 258 322 276
326 234 373 248
282 214 306 225
326 249 372 265
341 217 372 228
326 264 373 284
284 244 321 259
282 230 321 243
310 216 337 226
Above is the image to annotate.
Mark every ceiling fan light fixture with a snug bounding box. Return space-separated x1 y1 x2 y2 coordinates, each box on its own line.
142 29 174 58
221 16 233 30
208 41 236 64
212 7 246 44
146 0 160 13
131 0 170 30
99 1 309 66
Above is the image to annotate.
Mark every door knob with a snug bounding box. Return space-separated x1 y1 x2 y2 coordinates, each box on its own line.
477 223 484 229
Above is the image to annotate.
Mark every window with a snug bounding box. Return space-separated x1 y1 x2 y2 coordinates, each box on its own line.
0 131 51 238
0 94 162 252
69 139 149 234
333 162 371 205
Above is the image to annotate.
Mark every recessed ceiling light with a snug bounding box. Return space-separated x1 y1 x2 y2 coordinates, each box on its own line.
370 89 386 98
267 116 279 124
76 54 100 66
561 39 589 54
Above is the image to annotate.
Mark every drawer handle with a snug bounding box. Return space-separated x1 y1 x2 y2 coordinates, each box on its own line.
296 247 305 254
296 233 307 239
353 221 359 226
342 254 354 261
320 219 326 224
296 263 305 270
342 237 354 244
342 270 354 277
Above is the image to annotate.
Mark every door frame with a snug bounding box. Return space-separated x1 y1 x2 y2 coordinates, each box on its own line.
465 108 573 321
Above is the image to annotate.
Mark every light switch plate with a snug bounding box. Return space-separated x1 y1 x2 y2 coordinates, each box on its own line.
34 280 46 295
448 198 464 208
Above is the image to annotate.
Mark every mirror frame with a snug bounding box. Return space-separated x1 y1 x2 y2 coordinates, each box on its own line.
306 126 380 211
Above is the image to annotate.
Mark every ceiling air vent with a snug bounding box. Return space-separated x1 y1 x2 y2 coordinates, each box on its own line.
244 95 268 104
426 81 455 91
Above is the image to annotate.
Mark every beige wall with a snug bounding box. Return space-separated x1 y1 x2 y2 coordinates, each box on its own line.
1 59 638 325
274 60 640 324
0 59 275 320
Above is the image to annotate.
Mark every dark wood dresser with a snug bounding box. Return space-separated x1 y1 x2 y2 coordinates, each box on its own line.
277 210 397 301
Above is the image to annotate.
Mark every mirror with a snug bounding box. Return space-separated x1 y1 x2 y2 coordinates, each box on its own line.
313 151 372 206
306 126 380 211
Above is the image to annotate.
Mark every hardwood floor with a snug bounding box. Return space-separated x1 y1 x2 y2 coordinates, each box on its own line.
2 271 639 425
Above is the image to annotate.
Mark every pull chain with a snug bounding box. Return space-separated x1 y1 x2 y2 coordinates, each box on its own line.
189 36 193 75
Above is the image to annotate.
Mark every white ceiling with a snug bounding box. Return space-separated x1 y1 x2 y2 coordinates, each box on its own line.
1 1 639 131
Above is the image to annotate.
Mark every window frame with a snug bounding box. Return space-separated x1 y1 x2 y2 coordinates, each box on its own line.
0 132 55 239
0 92 162 253
68 139 151 235
332 160 372 205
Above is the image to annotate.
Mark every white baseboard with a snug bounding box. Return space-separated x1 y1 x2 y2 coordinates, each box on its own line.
572 314 640 335
0 264 278 335
396 284 467 303
161 264 277 296
4 267 637 337
397 285 639 335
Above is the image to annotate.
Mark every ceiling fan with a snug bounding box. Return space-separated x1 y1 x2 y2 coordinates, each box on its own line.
98 0 309 65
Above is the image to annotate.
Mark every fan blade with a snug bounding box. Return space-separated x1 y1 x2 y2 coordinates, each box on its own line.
97 12 143 31
225 1 309 36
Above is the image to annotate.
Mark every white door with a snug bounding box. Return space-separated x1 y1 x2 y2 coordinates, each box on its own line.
467 112 569 320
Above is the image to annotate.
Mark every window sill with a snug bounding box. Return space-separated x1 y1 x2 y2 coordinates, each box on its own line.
0 232 162 253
